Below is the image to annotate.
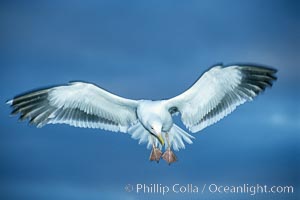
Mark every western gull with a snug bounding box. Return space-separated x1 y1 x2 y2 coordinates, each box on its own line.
7 64 277 164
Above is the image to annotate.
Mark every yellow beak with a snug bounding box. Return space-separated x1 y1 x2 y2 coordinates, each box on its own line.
157 134 165 146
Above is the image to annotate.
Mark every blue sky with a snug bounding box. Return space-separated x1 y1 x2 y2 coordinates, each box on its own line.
0 0 299 199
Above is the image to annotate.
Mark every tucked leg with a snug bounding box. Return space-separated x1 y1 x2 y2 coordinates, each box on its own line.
162 133 177 165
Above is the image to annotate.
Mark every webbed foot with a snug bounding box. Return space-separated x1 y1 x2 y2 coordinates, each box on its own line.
149 147 162 163
162 148 177 165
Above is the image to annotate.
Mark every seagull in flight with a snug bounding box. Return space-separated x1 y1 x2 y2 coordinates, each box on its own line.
7 64 277 164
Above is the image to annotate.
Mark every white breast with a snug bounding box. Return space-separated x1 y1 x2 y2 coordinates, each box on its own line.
137 100 173 132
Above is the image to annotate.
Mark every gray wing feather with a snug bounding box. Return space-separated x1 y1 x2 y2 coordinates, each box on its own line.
166 64 277 133
8 82 139 133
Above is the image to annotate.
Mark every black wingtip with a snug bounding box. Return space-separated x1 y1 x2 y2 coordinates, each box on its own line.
225 62 277 72
234 64 278 82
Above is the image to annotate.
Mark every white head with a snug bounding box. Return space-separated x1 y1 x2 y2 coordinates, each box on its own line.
148 119 164 146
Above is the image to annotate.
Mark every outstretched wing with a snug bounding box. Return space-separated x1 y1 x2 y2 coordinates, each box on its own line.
8 82 139 133
165 64 277 133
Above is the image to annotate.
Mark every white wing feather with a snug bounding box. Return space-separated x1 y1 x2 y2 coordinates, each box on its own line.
166 65 277 133
8 65 277 151
8 82 139 133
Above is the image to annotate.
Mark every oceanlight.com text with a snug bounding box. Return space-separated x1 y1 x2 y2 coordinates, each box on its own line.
125 183 294 196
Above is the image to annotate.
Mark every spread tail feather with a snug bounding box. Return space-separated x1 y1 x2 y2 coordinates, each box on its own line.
128 122 194 151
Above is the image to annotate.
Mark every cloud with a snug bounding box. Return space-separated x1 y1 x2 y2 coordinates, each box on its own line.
269 112 300 129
